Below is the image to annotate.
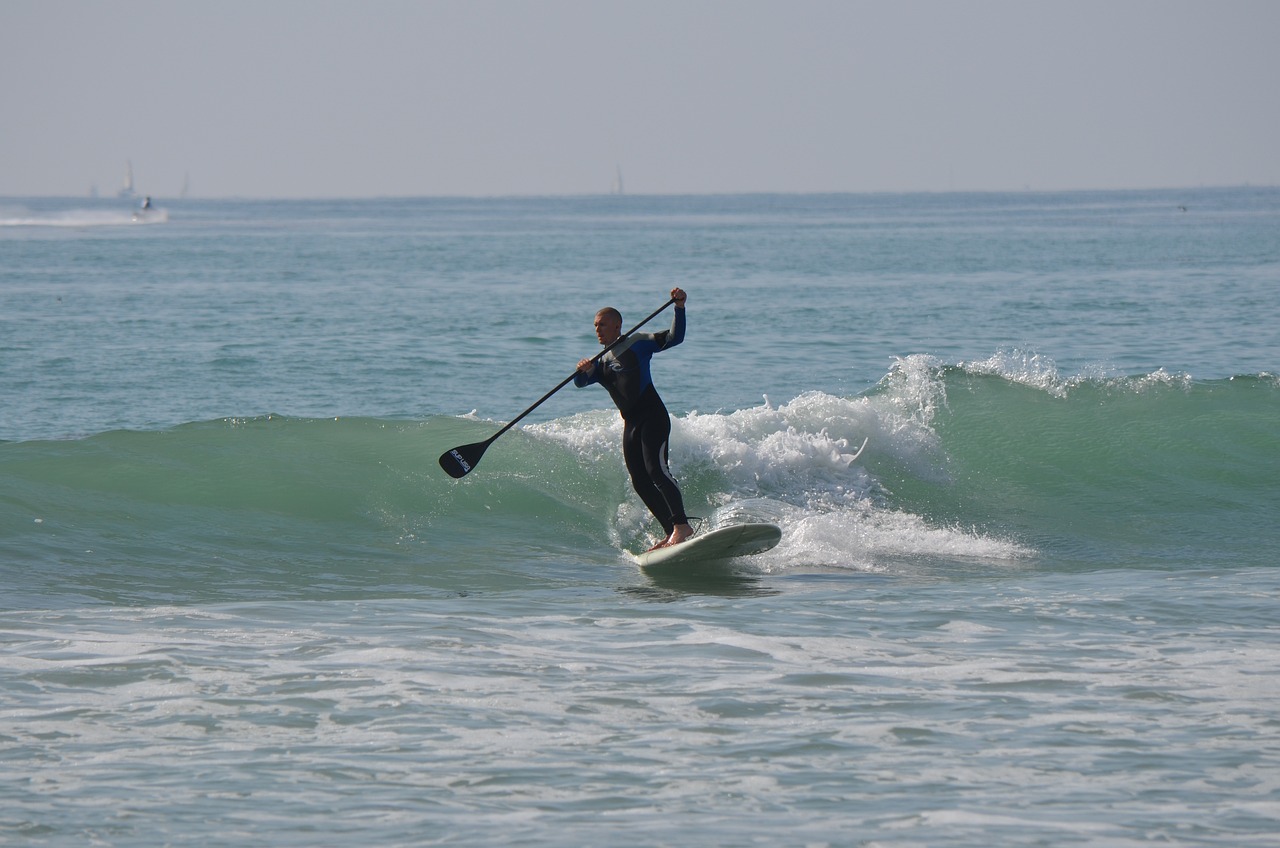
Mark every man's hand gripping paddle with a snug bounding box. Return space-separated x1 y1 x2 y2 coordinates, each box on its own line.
438 298 676 479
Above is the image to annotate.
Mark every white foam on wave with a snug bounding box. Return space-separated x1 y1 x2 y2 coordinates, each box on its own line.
764 507 1032 572
958 347 1196 397
959 347 1072 396
678 392 881 505
534 367 1033 569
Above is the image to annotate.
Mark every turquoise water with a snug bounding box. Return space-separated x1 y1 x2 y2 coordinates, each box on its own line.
2 189 1278 845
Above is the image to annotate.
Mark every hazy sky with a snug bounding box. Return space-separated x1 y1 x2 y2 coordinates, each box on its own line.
3 0 1277 198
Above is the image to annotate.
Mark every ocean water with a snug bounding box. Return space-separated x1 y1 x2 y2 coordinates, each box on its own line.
2 189 1278 846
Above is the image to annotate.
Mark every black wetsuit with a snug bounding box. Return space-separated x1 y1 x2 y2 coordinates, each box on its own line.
574 307 689 535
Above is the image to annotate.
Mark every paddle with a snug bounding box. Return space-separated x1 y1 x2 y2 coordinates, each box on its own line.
438 297 677 478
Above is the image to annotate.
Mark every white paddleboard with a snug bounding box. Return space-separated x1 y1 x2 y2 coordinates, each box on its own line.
634 523 782 570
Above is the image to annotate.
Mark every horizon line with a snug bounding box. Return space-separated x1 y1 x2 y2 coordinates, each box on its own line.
4 182 1276 203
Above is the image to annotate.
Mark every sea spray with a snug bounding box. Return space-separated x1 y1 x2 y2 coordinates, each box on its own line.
535 374 1033 568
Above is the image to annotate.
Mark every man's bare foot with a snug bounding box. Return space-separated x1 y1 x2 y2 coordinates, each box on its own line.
665 523 694 547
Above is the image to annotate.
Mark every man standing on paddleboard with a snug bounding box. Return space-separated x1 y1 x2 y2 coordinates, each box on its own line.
575 288 693 550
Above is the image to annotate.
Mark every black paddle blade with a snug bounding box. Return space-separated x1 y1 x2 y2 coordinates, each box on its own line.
438 440 489 478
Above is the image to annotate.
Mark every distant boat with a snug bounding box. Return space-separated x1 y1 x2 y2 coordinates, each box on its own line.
612 164 624 196
131 195 153 222
179 171 190 199
117 160 137 199
131 196 168 224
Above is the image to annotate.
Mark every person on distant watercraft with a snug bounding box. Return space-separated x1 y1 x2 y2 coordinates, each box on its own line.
141 196 151 210
575 288 693 550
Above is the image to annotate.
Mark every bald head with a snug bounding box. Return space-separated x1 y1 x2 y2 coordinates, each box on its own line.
593 307 623 345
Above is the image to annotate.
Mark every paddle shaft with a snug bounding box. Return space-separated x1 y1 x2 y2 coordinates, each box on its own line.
440 297 676 476
484 297 676 442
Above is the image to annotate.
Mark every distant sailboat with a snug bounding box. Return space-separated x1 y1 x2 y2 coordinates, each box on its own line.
611 164 624 196
179 171 190 199
117 160 137 199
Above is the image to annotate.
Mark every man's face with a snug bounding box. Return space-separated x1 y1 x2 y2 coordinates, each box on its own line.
594 312 622 346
